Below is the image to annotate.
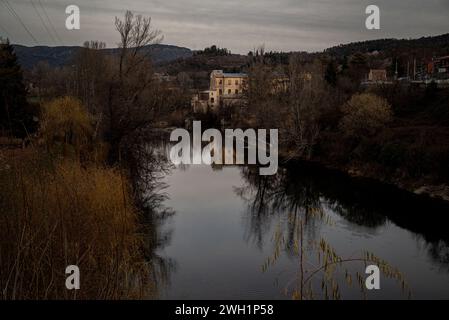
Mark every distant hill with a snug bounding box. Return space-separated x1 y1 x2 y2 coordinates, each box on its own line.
325 33 449 58
13 33 449 72
12 44 193 69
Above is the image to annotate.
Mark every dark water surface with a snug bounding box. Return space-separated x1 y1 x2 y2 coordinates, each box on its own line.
153 154 449 299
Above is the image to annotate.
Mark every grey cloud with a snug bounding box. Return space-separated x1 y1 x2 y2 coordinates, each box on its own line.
1 0 448 53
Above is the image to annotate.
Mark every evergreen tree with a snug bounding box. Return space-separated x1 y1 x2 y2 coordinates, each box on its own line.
348 52 368 82
0 39 29 137
325 60 338 87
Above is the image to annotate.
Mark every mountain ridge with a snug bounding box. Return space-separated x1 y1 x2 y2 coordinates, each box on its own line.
12 33 449 70
324 33 449 57
12 43 193 69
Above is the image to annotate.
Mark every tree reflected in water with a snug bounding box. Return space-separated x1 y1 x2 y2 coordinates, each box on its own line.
236 163 449 299
123 133 176 297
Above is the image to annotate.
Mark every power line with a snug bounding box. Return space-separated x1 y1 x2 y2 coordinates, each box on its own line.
0 2 12 40
30 0 56 44
37 0 63 45
0 22 11 40
2 0 39 44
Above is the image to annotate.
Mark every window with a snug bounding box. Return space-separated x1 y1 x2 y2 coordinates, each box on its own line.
210 98 214 103
228 89 231 94
235 89 239 94
219 89 222 95
219 80 222 85
235 80 239 85
228 80 231 85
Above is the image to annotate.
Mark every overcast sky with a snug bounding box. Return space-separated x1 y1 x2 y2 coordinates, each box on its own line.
1 0 448 53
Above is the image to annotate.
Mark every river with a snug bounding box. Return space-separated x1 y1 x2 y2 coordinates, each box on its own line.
145 143 449 300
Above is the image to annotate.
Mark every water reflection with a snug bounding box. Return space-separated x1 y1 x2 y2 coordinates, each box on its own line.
125 134 177 296
236 162 449 298
152 140 449 299
236 166 324 251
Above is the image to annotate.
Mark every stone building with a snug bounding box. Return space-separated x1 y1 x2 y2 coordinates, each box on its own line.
208 70 248 111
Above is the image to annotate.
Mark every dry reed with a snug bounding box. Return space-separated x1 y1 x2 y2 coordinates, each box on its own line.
0 151 152 299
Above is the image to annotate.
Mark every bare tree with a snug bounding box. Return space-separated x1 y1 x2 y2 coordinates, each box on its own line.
105 11 164 161
73 41 108 115
115 11 163 80
245 45 287 128
287 55 328 159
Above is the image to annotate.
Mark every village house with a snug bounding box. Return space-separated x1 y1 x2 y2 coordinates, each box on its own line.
427 56 449 79
192 70 248 113
209 70 248 110
191 70 295 113
368 69 387 82
191 91 211 113
271 71 290 93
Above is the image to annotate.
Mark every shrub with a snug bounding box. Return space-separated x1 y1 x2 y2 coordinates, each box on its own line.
340 93 392 139
39 96 93 158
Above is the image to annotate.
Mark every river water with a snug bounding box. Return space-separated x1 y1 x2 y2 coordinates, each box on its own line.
150 146 449 300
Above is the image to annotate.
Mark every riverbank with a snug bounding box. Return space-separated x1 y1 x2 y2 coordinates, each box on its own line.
148 125 449 203
0 95 156 299
281 150 449 203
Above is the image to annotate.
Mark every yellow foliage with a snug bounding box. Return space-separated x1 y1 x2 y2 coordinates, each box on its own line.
39 96 93 157
0 153 152 299
340 93 392 138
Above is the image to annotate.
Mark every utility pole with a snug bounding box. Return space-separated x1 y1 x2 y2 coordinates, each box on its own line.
413 58 416 80
395 60 398 80
407 60 410 80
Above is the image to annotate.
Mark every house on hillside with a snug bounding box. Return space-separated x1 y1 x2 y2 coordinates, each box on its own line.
368 69 387 82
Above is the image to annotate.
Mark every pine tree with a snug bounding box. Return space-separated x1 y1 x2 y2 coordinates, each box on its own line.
0 39 29 137
325 60 338 87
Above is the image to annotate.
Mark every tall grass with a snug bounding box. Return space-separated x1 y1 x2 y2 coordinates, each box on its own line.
0 152 152 299
0 96 153 299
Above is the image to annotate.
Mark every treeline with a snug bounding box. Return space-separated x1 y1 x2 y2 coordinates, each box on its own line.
325 33 449 58
194 45 231 56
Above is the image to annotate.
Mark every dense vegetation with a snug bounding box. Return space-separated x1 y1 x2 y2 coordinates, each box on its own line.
325 33 449 58
0 11 177 299
194 45 231 56
226 45 449 192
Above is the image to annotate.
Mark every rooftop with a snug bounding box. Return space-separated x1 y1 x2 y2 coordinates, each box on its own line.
434 56 449 61
222 73 248 78
212 70 247 78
